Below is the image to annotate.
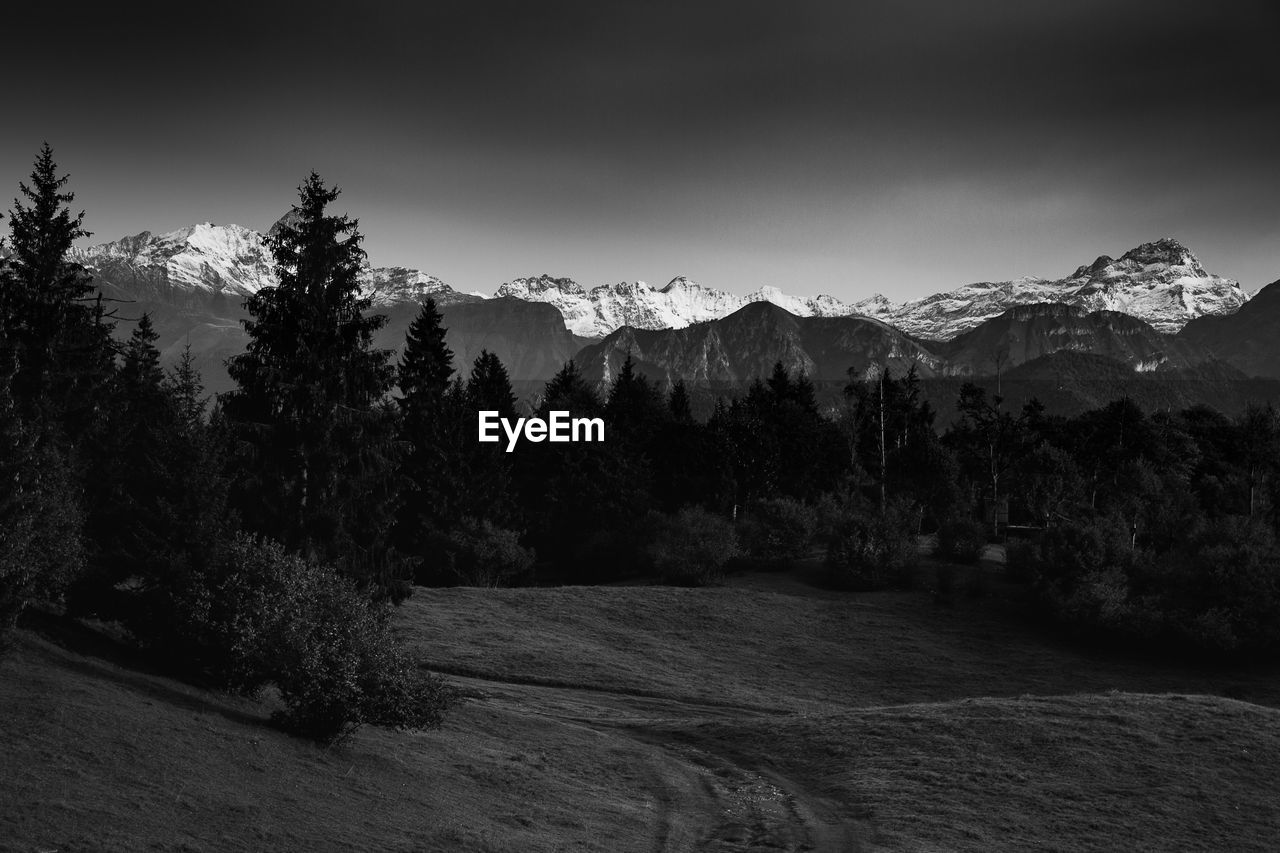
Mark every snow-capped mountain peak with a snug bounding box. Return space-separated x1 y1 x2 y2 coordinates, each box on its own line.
856 238 1246 339
71 222 464 308
493 274 855 337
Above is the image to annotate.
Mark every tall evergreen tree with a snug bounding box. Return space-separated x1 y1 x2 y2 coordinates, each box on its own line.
224 173 410 600
73 314 172 619
2 144 111 439
538 359 600 416
397 298 453 404
668 379 693 423
606 352 664 435
467 349 517 418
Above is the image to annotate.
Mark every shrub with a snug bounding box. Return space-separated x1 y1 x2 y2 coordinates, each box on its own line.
208 534 452 743
737 497 817 566
1003 538 1040 583
825 500 917 590
430 518 535 587
936 517 988 563
649 506 739 586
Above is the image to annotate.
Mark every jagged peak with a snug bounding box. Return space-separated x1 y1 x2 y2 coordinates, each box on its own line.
659 275 702 292
496 274 585 296
268 210 303 238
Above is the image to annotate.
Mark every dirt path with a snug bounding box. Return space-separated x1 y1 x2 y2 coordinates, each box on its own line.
450 672 870 851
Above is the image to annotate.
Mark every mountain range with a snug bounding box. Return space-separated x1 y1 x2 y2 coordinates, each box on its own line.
60 222 1280 400
852 238 1247 338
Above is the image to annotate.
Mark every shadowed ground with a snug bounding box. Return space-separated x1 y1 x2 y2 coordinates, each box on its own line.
4 568 1279 851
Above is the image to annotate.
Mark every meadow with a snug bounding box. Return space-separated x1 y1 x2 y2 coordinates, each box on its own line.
5 556 1279 851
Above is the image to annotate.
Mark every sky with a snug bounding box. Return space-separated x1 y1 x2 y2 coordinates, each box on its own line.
4 0 1279 301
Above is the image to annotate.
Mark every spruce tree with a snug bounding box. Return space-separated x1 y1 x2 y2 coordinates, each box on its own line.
606 352 663 434
2 144 111 439
468 349 517 418
668 379 693 423
72 313 172 619
397 298 453 404
224 173 410 600
538 359 600 416
395 301 461 571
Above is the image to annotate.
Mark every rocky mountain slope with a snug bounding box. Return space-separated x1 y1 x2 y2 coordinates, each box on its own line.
495 274 853 338
857 239 1247 339
574 301 947 385
935 303 1206 375
1177 278 1280 378
69 222 477 311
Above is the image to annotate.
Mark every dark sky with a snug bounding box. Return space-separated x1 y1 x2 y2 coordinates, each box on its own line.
5 0 1279 300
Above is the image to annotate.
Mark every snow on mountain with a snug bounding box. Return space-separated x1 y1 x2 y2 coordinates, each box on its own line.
69 225 1246 344
862 239 1246 340
494 274 853 338
70 222 465 307
359 266 454 307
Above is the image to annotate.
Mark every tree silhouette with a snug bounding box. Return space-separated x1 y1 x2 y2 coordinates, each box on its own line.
224 173 409 600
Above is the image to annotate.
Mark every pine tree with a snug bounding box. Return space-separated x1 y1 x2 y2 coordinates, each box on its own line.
2 144 111 438
72 313 172 619
467 349 517 418
668 379 693 423
395 302 461 571
397 298 453 404
224 173 410 601
606 352 663 434
538 359 600 416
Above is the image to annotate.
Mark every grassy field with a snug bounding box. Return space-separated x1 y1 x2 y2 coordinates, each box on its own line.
4 563 1280 851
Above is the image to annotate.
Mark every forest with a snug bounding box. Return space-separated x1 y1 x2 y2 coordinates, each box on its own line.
3 148 1279 746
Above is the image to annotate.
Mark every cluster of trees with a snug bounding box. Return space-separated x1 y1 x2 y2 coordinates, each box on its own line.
840 369 1280 656
0 152 447 742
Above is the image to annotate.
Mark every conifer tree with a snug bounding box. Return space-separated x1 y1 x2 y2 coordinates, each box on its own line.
606 352 664 435
538 359 600 416
72 313 172 619
395 302 462 570
668 379 693 423
2 144 111 439
397 298 453 404
467 349 517 418
224 173 409 600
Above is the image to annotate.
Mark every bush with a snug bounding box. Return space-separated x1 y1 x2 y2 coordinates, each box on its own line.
649 506 739 586
936 517 988 563
1003 538 1040 583
206 534 452 743
825 500 917 590
429 518 535 587
737 497 817 566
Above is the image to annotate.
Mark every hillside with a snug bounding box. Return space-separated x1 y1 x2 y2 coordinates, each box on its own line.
6 571 1280 851
935 303 1205 374
1178 278 1280 378
575 301 947 385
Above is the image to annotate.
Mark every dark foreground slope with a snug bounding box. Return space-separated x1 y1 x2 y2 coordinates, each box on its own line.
6 571 1280 851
